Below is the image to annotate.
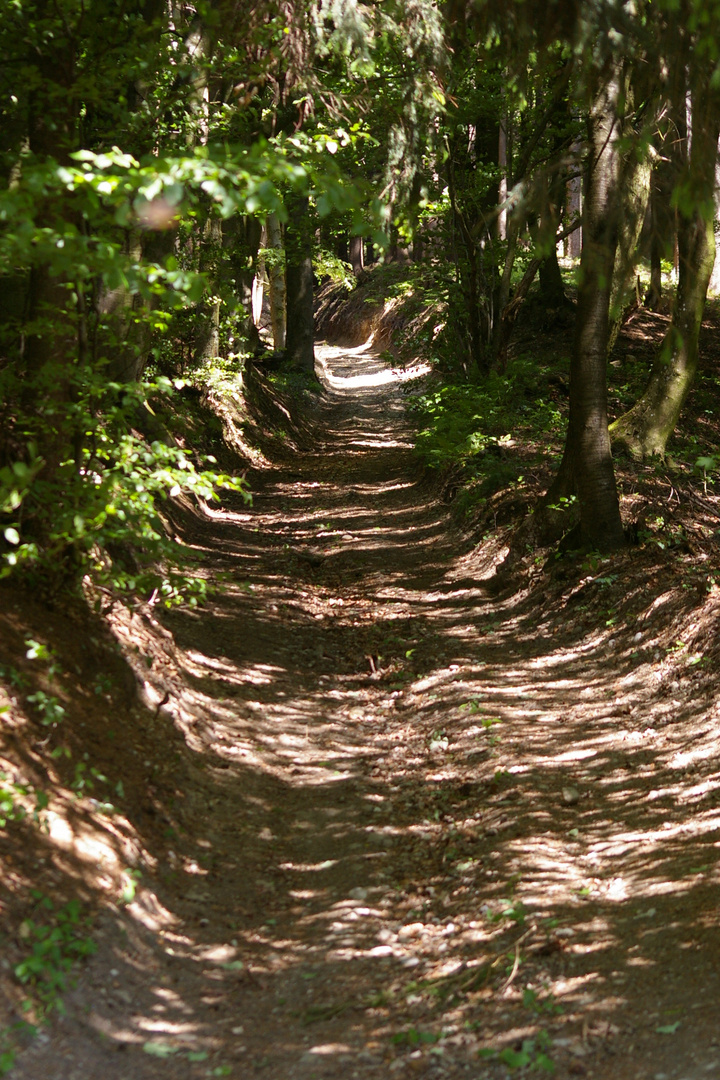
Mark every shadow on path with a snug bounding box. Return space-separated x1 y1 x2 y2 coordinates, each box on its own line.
11 342 720 1080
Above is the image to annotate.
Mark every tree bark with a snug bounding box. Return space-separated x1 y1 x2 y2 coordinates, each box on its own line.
645 150 677 310
610 85 720 459
539 247 567 307
606 151 651 354
543 68 626 552
266 213 286 351
285 195 316 374
223 215 261 351
644 100 686 312
193 215 222 363
349 234 364 275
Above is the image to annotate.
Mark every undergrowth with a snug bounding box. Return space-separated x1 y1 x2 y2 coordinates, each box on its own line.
0 894 96 1076
409 354 569 512
0 367 250 609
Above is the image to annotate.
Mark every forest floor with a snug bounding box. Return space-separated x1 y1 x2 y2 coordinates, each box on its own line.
2 332 720 1080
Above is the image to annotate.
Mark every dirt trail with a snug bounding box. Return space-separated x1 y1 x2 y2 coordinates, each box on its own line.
10 344 720 1080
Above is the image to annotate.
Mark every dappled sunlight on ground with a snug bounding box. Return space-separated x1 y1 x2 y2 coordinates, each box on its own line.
4 342 720 1079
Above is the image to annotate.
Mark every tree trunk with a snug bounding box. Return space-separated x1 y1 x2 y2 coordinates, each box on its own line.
607 152 651 354
610 91 720 458
266 213 286 351
285 195 316 374
644 104 686 312
99 230 153 384
20 23 79 479
492 257 542 369
645 158 675 311
349 234 364 275
539 247 567 307
490 218 519 364
223 215 261 351
447 146 489 374
194 215 222 363
543 69 626 552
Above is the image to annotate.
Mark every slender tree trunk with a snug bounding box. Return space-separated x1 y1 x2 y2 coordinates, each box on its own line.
194 215 222 363
490 219 518 363
611 86 720 459
285 195 315 374
492 257 542 369
498 115 508 241
266 213 286 351
607 152 651 354
21 25 79 479
223 215 261 351
100 230 152 383
645 159 675 310
543 69 626 552
447 147 489 373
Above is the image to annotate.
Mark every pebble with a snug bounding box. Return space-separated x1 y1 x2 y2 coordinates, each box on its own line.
562 786 581 805
349 887 368 901
398 923 424 941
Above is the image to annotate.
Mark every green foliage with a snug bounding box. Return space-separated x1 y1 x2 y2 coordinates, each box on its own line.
314 249 356 289
11 893 96 1034
391 1027 441 1047
0 365 248 603
523 987 563 1016
0 18 388 604
26 691 66 728
485 899 527 925
0 774 49 829
410 357 566 496
0 894 96 1071
480 1030 555 1072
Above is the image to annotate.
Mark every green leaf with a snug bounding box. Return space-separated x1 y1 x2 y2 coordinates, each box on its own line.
499 1046 532 1067
0 1049 16 1075
656 1022 681 1034
142 1041 178 1057
3 527 19 545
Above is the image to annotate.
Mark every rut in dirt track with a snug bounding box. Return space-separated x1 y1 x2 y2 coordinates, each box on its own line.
13 343 720 1080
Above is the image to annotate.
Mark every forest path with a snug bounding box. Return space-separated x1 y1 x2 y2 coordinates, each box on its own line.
12 344 720 1080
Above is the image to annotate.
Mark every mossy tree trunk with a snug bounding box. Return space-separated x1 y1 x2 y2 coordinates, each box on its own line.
610 78 720 459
